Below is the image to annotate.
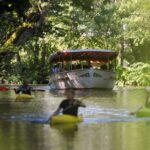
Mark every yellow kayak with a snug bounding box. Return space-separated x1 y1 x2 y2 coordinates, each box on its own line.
136 107 150 117
16 94 34 100
51 114 83 124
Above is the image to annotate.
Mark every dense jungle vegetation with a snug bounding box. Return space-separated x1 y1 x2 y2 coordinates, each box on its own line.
0 0 150 85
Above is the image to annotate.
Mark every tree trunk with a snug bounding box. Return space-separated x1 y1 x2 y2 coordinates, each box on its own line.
16 52 21 64
118 39 124 66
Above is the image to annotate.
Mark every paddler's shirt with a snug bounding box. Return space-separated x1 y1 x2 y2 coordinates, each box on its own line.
16 85 32 95
59 99 84 116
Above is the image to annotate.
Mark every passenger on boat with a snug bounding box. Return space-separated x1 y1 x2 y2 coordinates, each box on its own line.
76 64 82 69
14 80 32 95
87 61 92 68
72 63 77 70
101 64 107 70
52 64 60 73
1 78 5 84
59 63 64 72
52 65 55 73
108 63 113 70
83 61 92 69
51 89 86 117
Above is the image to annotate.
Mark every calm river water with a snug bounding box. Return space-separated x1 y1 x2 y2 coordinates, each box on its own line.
0 87 149 150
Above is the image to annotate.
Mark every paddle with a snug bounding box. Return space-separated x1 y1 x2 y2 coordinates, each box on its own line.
0 84 48 92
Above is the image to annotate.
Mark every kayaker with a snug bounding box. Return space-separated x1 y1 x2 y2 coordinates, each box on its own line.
145 95 150 108
51 89 86 117
130 95 150 115
14 80 32 95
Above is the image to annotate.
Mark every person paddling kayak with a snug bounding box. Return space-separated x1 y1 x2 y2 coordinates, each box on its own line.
130 95 150 115
51 89 86 117
14 80 32 95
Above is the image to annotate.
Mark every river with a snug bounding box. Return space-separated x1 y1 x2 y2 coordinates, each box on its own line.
0 87 149 150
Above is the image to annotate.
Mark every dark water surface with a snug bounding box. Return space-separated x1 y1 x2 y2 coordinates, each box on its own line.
0 87 149 150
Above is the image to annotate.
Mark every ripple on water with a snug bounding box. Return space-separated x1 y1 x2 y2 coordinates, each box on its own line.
0 108 150 125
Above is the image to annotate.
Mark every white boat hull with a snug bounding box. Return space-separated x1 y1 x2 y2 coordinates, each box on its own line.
49 68 116 89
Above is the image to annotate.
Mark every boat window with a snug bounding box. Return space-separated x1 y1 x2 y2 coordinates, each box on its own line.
51 60 115 73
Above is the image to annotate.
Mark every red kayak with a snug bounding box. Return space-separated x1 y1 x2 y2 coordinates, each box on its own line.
0 86 9 91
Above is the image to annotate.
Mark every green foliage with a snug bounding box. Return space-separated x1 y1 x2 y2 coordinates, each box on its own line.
0 0 31 19
0 0 150 85
117 62 150 86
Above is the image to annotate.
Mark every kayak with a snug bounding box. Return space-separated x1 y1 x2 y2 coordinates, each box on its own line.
51 114 83 124
0 86 9 91
16 94 34 100
136 107 150 117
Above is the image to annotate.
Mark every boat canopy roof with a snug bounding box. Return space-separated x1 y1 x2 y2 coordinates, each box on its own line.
49 49 117 63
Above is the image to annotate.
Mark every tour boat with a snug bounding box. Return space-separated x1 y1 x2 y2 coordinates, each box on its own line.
49 49 117 89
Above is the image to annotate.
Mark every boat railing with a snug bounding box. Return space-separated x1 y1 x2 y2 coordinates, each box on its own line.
51 68 115 76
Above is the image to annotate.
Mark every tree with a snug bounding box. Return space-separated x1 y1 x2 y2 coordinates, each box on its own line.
1 0 150 84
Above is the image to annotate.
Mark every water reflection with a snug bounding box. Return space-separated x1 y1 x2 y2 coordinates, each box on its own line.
0 87 149 150
51 124 78 150
49 89 117 98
